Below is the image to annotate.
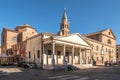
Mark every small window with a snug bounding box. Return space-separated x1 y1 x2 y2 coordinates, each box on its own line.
37 50 40 58
48 50 52 58
107 39 111 44
108 32 111 35
57 51 61 58
109 49 111 54
112 50 113 53
92 37 94 39
97 57 99 61
29 52 31 58
117 56 119 58
32 32 34 34
66 52 69 56
106 48 107 52
116 52 118 55
91 44 94 50
96 45 99 51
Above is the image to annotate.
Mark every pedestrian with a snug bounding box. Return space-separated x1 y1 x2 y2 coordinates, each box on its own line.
64 60 68 71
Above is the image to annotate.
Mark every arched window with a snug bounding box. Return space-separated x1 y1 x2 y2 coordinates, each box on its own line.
96 45 99 51
107 39 111 44
108 32 111 35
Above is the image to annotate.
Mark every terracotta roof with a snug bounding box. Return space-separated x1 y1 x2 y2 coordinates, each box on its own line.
83 29 108 36
2 28 18 35
15 24 35 30
83 28 116 39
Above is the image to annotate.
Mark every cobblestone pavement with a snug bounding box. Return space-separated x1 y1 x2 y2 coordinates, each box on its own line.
0 65 120 80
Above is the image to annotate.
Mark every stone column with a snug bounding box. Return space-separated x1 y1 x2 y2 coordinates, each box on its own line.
63 44 66 65
79 48 82 64
90 49 93 65
72 46 75 65
85 49 87 64
52 42 55 69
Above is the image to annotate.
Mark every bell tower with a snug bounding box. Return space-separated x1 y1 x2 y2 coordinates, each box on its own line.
58 8 70 36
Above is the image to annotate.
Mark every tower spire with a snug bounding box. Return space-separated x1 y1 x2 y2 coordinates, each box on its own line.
58 8 70 36
62 8 68 21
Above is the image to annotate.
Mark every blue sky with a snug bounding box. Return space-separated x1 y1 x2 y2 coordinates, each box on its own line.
0 0 120 44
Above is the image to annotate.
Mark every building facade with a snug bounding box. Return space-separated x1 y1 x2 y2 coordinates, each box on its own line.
116 45 120 63
1 24 38 63
25 9 92 69
84 29 116 65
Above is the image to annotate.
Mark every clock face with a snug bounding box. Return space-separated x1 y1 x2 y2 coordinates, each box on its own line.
12 36 17 42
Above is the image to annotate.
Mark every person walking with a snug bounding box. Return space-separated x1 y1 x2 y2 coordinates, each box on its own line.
64 60 68 71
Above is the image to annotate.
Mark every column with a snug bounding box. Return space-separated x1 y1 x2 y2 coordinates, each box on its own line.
63 44 66 65
72 46 75 65
52 42 55 69
90 49 93 65
85 49 87 64
79 48 82 64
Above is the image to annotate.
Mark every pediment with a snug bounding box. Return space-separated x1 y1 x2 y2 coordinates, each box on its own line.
54 33 90 47
102 29 116 40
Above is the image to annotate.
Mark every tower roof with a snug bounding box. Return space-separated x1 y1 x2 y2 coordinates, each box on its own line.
62 8 68 21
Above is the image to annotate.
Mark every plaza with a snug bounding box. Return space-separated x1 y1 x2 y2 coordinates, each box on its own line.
0 65 120 80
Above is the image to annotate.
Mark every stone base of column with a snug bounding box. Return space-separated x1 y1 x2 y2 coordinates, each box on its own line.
51 59 55 70
72 59 75 65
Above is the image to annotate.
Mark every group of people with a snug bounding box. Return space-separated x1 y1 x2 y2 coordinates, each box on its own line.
104 59 116 66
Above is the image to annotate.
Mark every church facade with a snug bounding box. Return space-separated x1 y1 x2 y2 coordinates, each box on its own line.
25 9 92 69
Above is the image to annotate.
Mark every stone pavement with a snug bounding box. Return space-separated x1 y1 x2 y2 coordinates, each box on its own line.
0 66 22 73
48 74 90 80
0 65 120 80
74 64 106 70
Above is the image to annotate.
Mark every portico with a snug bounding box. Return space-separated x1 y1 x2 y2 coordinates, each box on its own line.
42 33 92 69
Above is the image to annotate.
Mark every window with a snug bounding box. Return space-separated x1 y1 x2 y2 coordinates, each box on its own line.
32 32 34 34
29 52 31 58
109 49 111 54
48 50 52 58
57 51 61 58
66 52 69 56
37 50 40 58
92 37 94 39
116 52 118 55
112 50 113 53
117 56 119 58
97 57 99 61
107 39 111 44
12 36 17 42
96 45 99 51
106 48 107 52
108 32 111 35
91 44 94 50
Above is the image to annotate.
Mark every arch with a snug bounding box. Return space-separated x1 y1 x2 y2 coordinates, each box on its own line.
107 39 111 44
